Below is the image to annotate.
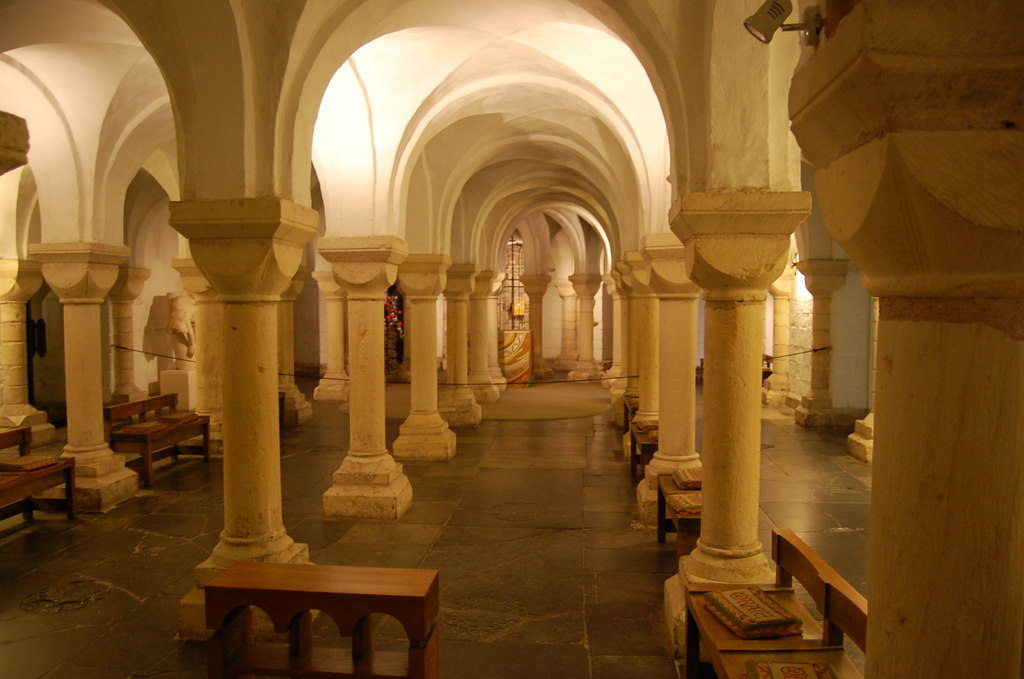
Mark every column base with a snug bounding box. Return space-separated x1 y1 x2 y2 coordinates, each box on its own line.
279 385 313 427
568 362 604 382
438 386 482 427
794 397 866 431
533 359 554 381
323 455 413 519
551 356 578 371
761 386 799 409
313 372 349 402
663 573 689 659
393 412 456 460
468 373 501 403
682 539 775 585
389 363 411 383
637 457 702 527
177 536 310 640
488 366 508 393
64 444 140 511
846 412 874 462
0 405 55 445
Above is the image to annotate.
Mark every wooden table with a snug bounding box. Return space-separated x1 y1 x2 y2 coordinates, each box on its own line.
0 457 76 521
205 561 440 679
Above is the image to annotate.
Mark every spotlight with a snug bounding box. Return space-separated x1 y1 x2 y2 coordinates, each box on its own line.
744 1 823 45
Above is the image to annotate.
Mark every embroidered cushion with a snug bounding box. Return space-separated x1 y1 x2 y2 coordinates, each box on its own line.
702 587 802 639
671 468 702 490
745 660 838 679
664 491 702 517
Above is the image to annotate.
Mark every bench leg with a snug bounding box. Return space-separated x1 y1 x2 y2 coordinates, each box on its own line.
408 626 440 679
202 424 211 463
142 448 153 487
657 488 666 543
684 605 701 679
64 465 76 520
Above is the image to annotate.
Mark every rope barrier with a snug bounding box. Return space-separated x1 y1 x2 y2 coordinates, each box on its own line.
765 346 831 360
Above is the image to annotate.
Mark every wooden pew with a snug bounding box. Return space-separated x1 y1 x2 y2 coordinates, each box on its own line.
103 393 210 487
685 529 867 679
205 562 440 679
0 426 76 521
656 473 701 556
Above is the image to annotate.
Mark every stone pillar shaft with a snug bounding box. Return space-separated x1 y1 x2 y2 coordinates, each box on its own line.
439 265 481 427
553 279 578 370
602 273 626 389
348 295 386 456
568 273 603 380
520 274 552 380
764 279 793 406
312 271 348 402
468 271 500 402
173 258 223 446
277 266 312 427
1 301 30 405
109 266 150 403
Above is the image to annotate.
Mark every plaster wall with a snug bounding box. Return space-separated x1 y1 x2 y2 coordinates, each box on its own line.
790 293 813 399
829 263 871 410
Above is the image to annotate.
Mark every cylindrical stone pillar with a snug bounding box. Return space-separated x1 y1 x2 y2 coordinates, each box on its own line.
568 273 603 381
108 266 150 403
486 273 507 392
468 270 501 403
311 270 349 402
169 199 313 640
438 264 481 427
636 235 701 526
764 274 794 407
320 236 413 519
520 274 552 380
847 298 878 461
394 254 456 460
601 272 626 391
624 252 659 429
173 258 224 448
552 278 578 371
277 265 312 427
31 243 138 511
671 191 809 585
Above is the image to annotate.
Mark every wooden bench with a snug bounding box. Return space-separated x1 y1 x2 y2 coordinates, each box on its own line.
205 562 440 679
685 529 867 679
656 473 701 556
0 426 76 521
629 422 657 475
103 393 210 487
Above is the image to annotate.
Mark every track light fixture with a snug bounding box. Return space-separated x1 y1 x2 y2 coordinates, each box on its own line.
744 1 824 46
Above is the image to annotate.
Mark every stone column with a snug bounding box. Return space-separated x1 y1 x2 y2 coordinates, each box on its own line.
439 264 481 427
846 298 878 461
486 273 507 393
637 235 701 526
552 278 578 370
789 10 1024 669
567 273 604 381
311 270 349 402
320 236 412 519
173 258 224 450
793 259 855 429
0 111 28 175
671 192 809 585
601 272 626 391
622 251 659 430
614 262 640 435
30 243 138 510
763 273 795 407
170 199 314 639
468 270 501 403
0 259 54 444
394 254 456 460
108 266 151 404
277 265 312 427
520 274 552 380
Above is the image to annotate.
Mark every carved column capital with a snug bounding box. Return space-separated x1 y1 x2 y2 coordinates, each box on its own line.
279 265 308 303
520 274 551 298
398 254 450 300
170 198 318 302
30 242 128 303
0 259 42 303
319 235 408 300
109 266 151 303
471 270 501 299
568 273 602 300
642 235 698 299
172 258 216 302
312 270 344 300
443 263 477 300
796 259 848 297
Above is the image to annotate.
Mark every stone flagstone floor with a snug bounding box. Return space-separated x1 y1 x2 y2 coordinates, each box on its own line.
0 381 871 678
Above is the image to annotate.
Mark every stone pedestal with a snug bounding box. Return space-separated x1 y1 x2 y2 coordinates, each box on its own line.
601 272 627 392
567 273 603 381
439 264 481 427
790 7 1024 672
311 271 349 402
31 243 138 511
763 274 797 408
671 191 809 586
394 255 456 460
520 274 553 380
0 260 55 445
170 199 314 639
793 259 860 429
637 235 701 527
468 270 501 403
108 266 151 404
320 236 412 519
552 278 578 370
277 265 312 427
173 258 224 451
